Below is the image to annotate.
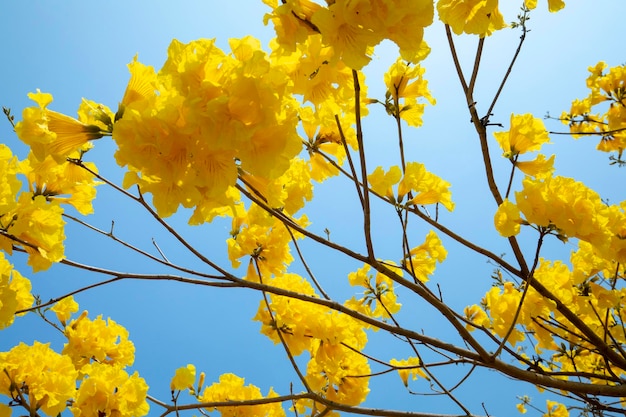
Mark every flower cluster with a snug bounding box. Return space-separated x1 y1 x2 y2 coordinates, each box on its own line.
198 373 284 417
382 57 435 127
113 37 301 221
0 252 33 329
252 273 371 411
0 298 149 417
561 62 626 157
264 0 434 69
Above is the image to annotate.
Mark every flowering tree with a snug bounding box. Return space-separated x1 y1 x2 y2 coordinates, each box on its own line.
1 1 625 417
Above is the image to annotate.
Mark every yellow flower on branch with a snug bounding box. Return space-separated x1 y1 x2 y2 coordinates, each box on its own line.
21 151 101 215
63 313 135 370
170 364 196 391
389 357 428 386
15 90 106 162
198 373 284 417
3 194 66 272
368 165 402 201
50 295 79 325
405 230 447 282
437 0 506 36
515 153 555 179
72 362 149 417
0 342 77 416
384 57 435 128
0 252 33 329
493 113 550 157
494 198 522 237
398 162 454 210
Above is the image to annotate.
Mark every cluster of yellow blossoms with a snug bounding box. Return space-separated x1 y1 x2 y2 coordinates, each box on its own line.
0 297 149 417
9 1 626 417
472 106 626 398
561 62 626 157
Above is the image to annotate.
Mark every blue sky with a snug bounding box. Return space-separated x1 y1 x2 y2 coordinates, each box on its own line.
0 1 624 416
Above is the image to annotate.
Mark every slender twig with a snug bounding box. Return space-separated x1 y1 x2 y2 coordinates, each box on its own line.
352 69 375 260
335 115 364 206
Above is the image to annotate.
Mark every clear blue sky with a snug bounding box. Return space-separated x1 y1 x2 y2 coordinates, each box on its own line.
0 2 624 416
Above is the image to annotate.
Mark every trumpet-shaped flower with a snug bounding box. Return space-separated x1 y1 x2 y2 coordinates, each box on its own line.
494 113 550 157
15 90 105 162
170 364 196 391
437 0 506 36
494 199 522 237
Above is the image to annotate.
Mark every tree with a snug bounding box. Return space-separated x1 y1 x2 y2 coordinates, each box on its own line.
1 1 625 416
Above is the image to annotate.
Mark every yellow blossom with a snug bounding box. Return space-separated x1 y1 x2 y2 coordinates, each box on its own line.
494 199 522 237
384 57 435 127
515 154 555 179
171 364 196 391
389 357 427 386
51 295 79 325
72 362 149 417
494 113 550 157
15 90 105 162
398 162 454 210
524 0 565 12
368 166 402 201
405 230 447 282
199 373 285 417
63 314 135 370
437 0 506 36
0 342 77 416
544 401 569 417
463 304 490 330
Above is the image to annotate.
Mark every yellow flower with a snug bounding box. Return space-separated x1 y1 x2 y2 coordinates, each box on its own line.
398 162 454 210
463 304 490 330
0 342 77 416
21 151 101 215
115 55 158 121
50 295 79 325
515 154 555 179
544 401 569 417
384 58 435 128
389 357 427 386
524 0 565 12
0 251 34 329
494 199 522 237
484 282 526 344
15 90 105 162
5 194 66 272
199 373 285 417
170 364 196 391
368 166 402 201
63 314 135 370
312 2 380 69
405 230 447 282
494 113 550 157
72 362 149 417
515 176 611 248
437 0 506 36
